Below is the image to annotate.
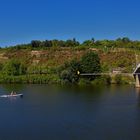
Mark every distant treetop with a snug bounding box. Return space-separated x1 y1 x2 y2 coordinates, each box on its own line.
4 37 140 50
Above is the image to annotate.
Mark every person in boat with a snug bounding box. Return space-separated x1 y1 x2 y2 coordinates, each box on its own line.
11 91 16 95
11 91 14 95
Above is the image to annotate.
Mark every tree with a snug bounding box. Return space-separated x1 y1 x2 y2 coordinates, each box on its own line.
80 52 101 73
91 38 95 43
60 59 81 83
19 62 27 75
82 40 94 47
0 63 3 71
122 37 130 43
31 40 41 48
3 60 27 76
51 39 59 47
65 38 80 47
44 40 52 47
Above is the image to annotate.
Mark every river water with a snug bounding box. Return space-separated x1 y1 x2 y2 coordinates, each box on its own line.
0 84 140 140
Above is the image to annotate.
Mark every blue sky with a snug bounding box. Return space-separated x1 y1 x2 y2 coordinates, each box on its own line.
0 0 140 46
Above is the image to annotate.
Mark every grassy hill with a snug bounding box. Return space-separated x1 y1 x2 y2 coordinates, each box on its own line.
0 38 139 85
0 48 136 84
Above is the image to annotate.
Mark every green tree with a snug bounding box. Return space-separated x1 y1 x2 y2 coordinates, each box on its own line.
19 62 27 75
3 60 27 76
0 63 4 71
60 59 81 83
114 74 122 84
65 38 80 47
80 51 101 73
82 40 94 47
44 40 52 47
122 37 130 43
31 40 42 48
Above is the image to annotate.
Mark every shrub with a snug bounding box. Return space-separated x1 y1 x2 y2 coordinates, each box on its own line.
114 74 122 84
80 51 101 73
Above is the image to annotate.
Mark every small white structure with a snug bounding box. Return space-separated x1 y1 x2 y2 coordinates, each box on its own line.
133 64 140 88
112 67 124 74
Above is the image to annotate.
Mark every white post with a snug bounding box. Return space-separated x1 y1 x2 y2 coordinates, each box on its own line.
135 74 140 88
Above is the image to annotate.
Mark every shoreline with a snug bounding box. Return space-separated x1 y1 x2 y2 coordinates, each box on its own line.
0 74 135 85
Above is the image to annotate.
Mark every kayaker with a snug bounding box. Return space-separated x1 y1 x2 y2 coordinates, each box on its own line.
11 91 16 95
11 91 14 95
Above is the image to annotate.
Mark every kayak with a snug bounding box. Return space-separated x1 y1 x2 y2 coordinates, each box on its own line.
0 94 23 98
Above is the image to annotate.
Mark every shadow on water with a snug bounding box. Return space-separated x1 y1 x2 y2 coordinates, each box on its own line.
58 84 105 95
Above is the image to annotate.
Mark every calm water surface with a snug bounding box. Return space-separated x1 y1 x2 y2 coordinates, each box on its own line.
0 84 140 140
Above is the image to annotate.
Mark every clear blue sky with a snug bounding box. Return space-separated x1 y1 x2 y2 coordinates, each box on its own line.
0 0 140 47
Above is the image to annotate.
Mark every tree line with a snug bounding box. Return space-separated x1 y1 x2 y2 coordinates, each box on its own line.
4 37 140 50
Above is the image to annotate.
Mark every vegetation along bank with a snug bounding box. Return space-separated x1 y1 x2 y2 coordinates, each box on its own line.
0 37 138 85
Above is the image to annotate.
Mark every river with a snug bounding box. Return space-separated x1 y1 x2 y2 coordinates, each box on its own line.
0 84 139 140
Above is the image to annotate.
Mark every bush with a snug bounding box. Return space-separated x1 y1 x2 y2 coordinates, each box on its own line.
3 59 27 76
59 59 80 83
91 75 111 85
78 78 91 86
80 51 101 73
114 74 122 84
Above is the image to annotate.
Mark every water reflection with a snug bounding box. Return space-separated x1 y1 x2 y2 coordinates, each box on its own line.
135 88 140 107
135 87 140 96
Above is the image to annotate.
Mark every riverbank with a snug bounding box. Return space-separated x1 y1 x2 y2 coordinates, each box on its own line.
0 74 135 85
78 74 135 86
0 39 139 84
